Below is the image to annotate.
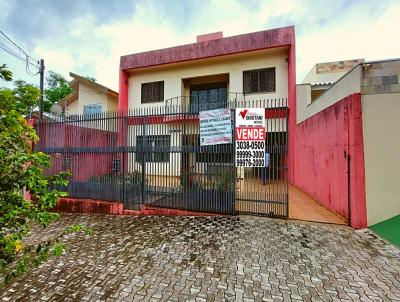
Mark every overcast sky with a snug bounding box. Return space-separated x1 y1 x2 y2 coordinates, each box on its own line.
1 0 399 91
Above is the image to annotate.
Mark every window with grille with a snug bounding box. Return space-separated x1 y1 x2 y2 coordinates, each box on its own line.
136 135 170 162
243 68 276 94
83 104 102 115
141 81 164 103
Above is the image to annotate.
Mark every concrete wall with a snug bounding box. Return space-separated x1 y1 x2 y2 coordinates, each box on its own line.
293 93 367 228
362 93 400 226
127 48 288 109
360 60 400 225
297 65 362 123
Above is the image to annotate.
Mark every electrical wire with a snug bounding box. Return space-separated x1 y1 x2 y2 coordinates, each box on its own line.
0 30 39 63
0 30 40 76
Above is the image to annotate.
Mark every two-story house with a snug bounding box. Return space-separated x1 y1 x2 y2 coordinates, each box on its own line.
118 26 296 188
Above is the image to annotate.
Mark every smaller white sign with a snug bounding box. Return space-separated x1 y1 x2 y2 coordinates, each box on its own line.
235 108 266 167
199 108 232 146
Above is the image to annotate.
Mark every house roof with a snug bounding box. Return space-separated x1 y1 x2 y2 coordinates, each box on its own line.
59 72 118 108
120 26 295 71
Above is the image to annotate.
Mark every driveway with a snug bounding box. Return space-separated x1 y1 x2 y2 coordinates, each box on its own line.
1 214 399 301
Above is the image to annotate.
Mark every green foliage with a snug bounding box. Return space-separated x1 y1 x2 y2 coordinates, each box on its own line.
0 79 40 116
44 71 73 112
180 167 235 191
13 80 40 115
0 64 12 81
0 65 91 283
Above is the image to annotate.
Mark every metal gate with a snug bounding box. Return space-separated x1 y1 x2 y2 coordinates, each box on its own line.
35 98 288 217
234 99 289 218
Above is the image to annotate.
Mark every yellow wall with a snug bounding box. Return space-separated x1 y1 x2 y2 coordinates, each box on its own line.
127 48 288 109
66 82 117 115
362 93 400 225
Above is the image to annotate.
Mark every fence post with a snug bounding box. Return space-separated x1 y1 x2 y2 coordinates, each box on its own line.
141 112 146 205
122 114 127 207
232 105 237 215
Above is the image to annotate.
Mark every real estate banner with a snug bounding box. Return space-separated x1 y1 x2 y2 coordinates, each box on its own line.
199 108 232 146
235 108 266 167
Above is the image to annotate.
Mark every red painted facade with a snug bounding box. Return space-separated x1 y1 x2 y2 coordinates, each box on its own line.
120 26 295 71
292 93 367 228
196 32 223 43
118 26 296 116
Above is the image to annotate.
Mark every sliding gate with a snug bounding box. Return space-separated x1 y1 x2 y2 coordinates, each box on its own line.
35 98 288 217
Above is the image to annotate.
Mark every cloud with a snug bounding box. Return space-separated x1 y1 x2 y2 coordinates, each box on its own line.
0 0 399 90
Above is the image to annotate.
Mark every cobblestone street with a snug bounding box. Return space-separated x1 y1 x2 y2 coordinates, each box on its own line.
1 214 399 301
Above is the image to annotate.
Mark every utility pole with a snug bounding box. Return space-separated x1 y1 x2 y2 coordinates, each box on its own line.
39 59 45 119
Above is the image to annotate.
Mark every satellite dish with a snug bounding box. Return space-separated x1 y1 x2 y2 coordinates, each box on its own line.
50 103 63 116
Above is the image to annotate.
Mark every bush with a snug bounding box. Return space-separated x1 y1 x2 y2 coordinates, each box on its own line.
0 65 91 283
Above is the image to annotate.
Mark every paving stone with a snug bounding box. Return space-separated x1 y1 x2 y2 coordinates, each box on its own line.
0 214 399 301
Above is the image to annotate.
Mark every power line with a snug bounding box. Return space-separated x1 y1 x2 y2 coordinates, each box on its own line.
0 30 40 76
0 41 39 68
0 30 39 63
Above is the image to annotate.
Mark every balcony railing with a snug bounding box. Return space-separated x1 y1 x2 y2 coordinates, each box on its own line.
165 92 245 113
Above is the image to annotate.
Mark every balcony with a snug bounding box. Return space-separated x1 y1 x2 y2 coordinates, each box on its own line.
165 92 245 114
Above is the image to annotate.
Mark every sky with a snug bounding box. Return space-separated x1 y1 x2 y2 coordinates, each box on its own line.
0 0 399 91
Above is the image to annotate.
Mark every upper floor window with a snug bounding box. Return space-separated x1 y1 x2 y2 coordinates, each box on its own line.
243 68 276 94
83 104 102 115
141 81 164 103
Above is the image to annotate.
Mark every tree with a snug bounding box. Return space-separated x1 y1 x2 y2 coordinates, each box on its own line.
44 71 72 112
0 64 12 81
0 65 91 283
0 79 40 116
13 80 40 115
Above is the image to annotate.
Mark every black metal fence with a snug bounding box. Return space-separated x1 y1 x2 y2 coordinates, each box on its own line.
35 98 288 217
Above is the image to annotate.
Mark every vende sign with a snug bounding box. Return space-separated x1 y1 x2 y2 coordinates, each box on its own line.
235 108 266 167
236 127 266 140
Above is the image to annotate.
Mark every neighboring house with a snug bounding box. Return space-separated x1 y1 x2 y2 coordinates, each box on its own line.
295 58 400 228
302 59 364 101
118 27 296 178
60 72 118 116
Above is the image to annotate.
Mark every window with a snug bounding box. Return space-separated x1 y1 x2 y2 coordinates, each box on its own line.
136 135 170 162
243 68 276 94
83 104 102 115
63 156 71 171
141 81 164 103
190 82 227 112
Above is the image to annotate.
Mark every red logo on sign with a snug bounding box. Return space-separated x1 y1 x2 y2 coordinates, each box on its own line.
239 109 248 119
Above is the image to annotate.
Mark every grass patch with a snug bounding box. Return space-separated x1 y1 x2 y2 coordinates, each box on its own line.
369 215 400 247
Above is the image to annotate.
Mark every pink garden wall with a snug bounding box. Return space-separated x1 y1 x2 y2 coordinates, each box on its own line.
292 93 367 228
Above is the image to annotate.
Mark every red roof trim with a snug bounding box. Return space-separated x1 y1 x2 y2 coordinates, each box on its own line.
120 26 294 71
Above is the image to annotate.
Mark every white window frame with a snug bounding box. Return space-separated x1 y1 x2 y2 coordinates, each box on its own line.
83 104 102 115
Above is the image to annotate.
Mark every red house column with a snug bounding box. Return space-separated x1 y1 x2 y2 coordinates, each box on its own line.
287 37 296 184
